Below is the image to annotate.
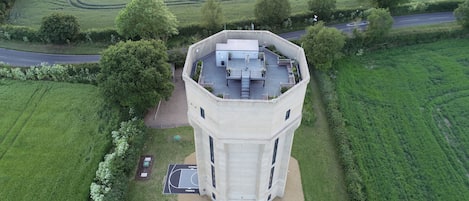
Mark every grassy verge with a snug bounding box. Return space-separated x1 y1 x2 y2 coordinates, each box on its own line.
335 38 469 200
0 39 108 54
0 80 115 201
292 81 348 201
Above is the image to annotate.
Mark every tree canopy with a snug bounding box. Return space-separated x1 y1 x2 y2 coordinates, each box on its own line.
201 0 224 33
369 0 409 9
365 8 394 40
302 22 345 71
98 40 174 115
115 0 178 40
308 0 336 20
254 0 291 28
38 12 80 44
454 0 469 29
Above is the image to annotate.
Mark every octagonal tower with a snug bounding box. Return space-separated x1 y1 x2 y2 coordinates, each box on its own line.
182 30 310 201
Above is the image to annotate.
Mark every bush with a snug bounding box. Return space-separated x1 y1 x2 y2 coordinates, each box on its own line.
455 0 469 29
0 63 100 84
38 12 80 44
0 24 39 41
0 0 16 24
168 48 187 68
77 28 122 44
90 114 146 201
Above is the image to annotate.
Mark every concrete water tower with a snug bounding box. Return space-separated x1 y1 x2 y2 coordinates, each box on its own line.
182 30 310 201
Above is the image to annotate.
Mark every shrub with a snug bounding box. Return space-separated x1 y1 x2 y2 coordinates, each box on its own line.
0 63 100 84
38 12 80 44
0 24 39 41
168 48 187 68
454 0 469 29
301 85 315 126
90 114 146 201
77 28 122 44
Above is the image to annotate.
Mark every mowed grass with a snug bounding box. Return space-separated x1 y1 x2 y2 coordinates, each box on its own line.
335 38 469 200
127 83 348 201
8 0 371 30
127 127 195 201
0 80 112 201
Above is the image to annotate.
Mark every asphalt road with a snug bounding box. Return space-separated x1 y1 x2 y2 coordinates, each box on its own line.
280 12 455 39
0 12 455 67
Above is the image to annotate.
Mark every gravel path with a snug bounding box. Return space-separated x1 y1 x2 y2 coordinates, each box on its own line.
144 68 189 128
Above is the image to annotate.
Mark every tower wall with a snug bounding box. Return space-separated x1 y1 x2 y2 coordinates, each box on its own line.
183 30 310 201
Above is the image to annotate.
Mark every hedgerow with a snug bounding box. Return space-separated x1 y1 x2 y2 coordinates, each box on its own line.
0 63 99 84
90 113 147 201
343 25 469 56
316 71 366 200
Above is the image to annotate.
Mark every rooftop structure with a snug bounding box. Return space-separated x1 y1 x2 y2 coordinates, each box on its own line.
182 30 310 201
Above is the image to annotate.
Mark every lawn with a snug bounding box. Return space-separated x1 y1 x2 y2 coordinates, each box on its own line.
126 82 348 201
0 80 115 201
335 38 469 200
127 126 195 201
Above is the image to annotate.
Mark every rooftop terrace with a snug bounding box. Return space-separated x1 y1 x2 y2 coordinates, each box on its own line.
191 45 301 100
183 30 310 101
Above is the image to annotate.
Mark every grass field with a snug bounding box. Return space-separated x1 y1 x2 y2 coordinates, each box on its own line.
335 38 469 200
0 80 114 201
8 0 371 30
127 82 348 201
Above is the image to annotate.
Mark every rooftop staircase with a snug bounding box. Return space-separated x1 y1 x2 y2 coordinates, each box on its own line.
241 70 250 99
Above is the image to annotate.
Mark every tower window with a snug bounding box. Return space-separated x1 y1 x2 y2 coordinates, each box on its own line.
209 136 215 163
285 109 290 120
212 193 216 200
200 107 205 119
268 166 275 189
211 165 216 188
272 138 279 165
268 194 272 200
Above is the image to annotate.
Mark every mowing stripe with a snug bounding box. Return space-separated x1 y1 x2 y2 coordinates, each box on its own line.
0 85 51 161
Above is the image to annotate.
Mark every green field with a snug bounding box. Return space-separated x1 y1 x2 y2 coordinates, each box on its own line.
335 38 469 200
0 80 113 201
8 0 369 30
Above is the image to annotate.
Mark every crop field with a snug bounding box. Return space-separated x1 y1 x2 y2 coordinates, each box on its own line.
335 38 469 200
0 80 113 201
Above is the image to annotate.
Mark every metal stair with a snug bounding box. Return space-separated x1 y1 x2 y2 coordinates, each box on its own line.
241 70 250 99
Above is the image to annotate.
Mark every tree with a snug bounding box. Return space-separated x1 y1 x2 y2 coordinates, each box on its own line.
115 0 178 40
201 0 224 33
365 8 393 40
454 0 469 29
302 22 345 71
369 0 409 9
38 12 80 44
307 0 336 20
254 0 291 28
98 40 174 115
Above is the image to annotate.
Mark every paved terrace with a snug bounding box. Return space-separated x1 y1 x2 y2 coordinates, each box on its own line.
194 48 298 100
